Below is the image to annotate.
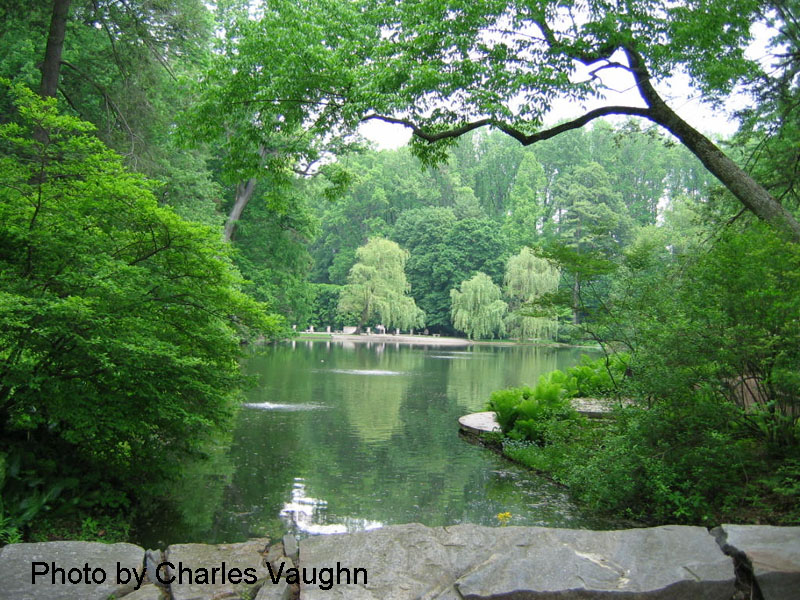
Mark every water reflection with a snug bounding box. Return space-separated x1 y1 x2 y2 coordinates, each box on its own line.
135 340 615 546
280 479 383 535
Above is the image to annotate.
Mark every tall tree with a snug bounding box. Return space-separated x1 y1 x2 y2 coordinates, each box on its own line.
550 162 633 323
338 237 424 332
391 206 457 332
450 273 508 340
504 248 560 341
40 0 70 98
502 151 548 250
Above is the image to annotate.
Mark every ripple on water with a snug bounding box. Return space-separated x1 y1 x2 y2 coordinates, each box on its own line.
242 402 328 411
318 369 407 375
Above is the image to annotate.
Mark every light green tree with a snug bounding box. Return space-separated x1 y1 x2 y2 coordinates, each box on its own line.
450 273 508 340
504 248 560 341
338 238 424 332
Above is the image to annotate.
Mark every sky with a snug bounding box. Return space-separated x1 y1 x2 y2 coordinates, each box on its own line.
359 22 775 151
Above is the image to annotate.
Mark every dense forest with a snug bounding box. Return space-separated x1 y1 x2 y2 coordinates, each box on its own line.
1 0 798 542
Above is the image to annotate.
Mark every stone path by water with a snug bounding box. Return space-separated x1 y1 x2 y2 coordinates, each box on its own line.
1 523 798 599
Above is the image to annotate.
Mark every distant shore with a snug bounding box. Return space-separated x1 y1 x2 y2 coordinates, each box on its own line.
295 332 471 346
293 332 599 349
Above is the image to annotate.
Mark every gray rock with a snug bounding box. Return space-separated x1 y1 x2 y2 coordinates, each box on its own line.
299 523 735 599
165 538 270 600
714 524 800 600
0 541 144 600
274 555 295 575
119 583 167 599
255 577 292 600
283 534 299 562
144 549 164 586
263 542 285 569
457 412 500 435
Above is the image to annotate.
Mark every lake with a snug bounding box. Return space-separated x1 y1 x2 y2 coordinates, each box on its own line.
137 339 618 547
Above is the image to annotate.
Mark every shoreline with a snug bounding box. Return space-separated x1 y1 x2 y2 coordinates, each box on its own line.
292 332 600 349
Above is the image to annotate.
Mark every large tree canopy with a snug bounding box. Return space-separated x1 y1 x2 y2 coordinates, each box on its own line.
0 85 279 534
451 272 508 340
338 237 424 331
221 0 800 239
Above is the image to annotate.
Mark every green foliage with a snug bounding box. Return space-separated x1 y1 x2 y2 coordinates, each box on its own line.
231 185 317 326
487 373 580 445
497 217 800 525
337 237 424 330
504 247 560 340
308 125 705 336
0 84 280 536
616 222 800 450
450 273 507 340
567 354 629 398
565 398 767 524
308 283 345 330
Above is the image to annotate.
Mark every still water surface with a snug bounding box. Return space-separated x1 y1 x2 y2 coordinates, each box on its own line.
139 340 618 547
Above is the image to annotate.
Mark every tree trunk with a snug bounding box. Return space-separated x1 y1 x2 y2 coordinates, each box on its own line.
40 0 71 98
649 103 800 240
572 274 581 325
625 47 800 241
223 145 267 242
223 178 256 242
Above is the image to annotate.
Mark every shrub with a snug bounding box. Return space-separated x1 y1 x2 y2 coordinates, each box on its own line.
562 395 769 524
566 353 629 398
487 374 580 445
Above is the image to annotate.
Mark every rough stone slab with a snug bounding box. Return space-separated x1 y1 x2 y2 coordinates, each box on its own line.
263 543 286 570
144 549 164 586
0 541 144 600
119 583 168 599
165 538 269 600
458 411 500 435
255 577 292 600
299 523 735 599
283 534 299 562
571 397 619 418
714 524 800 600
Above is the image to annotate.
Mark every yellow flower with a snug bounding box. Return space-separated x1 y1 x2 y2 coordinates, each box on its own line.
496 511 512 526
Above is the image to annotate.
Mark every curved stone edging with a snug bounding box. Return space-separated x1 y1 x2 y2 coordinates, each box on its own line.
457 411 501 435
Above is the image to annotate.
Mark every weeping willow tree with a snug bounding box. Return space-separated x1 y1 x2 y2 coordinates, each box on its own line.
504 247 560 341
450 273 508 340
338 237 425 332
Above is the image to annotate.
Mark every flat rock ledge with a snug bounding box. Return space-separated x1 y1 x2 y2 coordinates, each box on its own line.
458 401 622 436
1 523 797 600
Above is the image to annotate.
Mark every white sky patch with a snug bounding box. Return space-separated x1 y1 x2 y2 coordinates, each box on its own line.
359 20 775 150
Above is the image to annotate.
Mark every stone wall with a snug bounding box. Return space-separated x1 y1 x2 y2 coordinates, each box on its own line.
0 524 797 600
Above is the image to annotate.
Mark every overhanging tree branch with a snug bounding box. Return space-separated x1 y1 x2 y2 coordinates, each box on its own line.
622 45 800 240
495 106 651 145
360 114 492 142
362 105 651 146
